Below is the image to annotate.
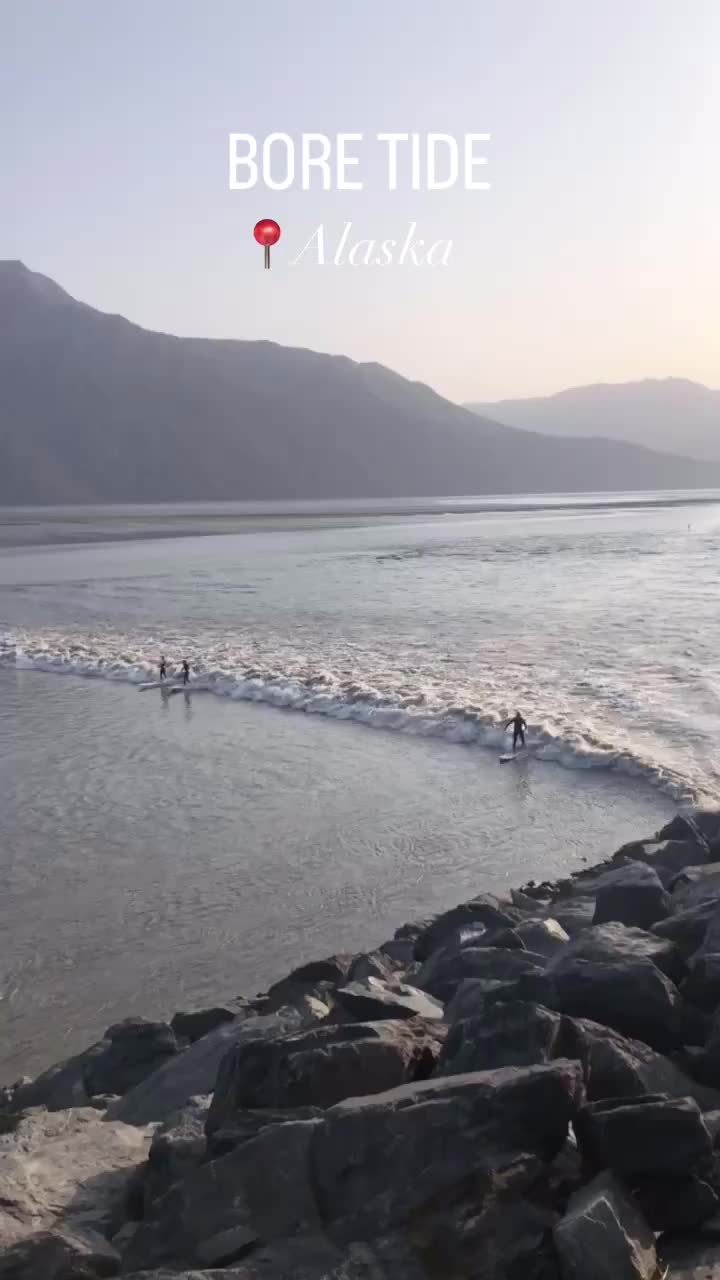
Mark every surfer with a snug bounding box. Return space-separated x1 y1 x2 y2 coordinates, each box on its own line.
159 656 167 680
181 659 190 686
505 711 527 753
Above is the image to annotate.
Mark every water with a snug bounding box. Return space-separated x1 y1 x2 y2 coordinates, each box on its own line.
2 492 718 1077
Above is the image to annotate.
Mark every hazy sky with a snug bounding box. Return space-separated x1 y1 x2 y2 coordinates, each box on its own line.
3 0 718 401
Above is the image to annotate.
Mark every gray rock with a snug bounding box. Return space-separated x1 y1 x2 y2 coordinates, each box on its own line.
554 921 685 983
621 837 711 885
142 1096 211 1209
125 1060 583 1273
85 1018 182 1098
553 1172 657 1280
263 955 354 1012
0 1225 120 1279
548 898 597 937
412 895 518 961
672 863 720 909
437 1001 564 1075
514 918 570 958
10 1043 106 1112
683 952 720 1011
207 1106 325 1160
653 900 718 955
633 1173 718 1231
206 1018 443 1133
417 944 546 1002
525 954 684 1052
346 950 403 984
576 1095 714 1177
592 862 672 929
0 1107 151 1249
108 1011 302 1127
444 977 525 1024
334 977 443 1023
661 1236 720 1278
171 1004 248 1043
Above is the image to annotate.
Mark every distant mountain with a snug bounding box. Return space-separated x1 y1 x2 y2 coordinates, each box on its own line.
466 379 720 462
1 261 718 505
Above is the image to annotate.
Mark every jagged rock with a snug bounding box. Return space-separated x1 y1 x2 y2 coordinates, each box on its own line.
346 950 403 984
553 1172 657 1280
444 977 524 1023
554 922 686 983
124 1060 583 1273
205 1018 443 1132
85 1019 182 1097
592 862 672 929
334 977 443 1023
621 838 711 885
108 1011 302 1127
412 896 519 961
514 918 570 958
658 813 711 846
206 1106 325 1160
9 1043 107 1112
672 864 720 909
378 937 416 969
661 1236 720 1278
683 953 720 1011
548 898 597 938
436 1001 563 1075
654 900 718 955
416 944 546 1003
0 1107 151 1249
576 1095 714 1177
520 954 685 1051
171 1004 248 1044
0 1225 120 1279
263 955 354 1012
633 1173 718 1231
142 1096 211 1209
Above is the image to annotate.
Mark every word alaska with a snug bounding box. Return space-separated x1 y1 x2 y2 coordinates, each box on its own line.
229 132 490 191
291 222 452 267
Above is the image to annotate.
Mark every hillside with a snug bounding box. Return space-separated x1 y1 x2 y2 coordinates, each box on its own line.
466 379 720 463
1 262 718 504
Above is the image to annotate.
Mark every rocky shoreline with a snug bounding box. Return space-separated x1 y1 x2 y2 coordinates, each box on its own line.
4 812 720 1277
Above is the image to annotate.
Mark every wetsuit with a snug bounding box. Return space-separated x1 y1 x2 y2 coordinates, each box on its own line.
159 659 167 680
505 714 527 751
182 661 190 685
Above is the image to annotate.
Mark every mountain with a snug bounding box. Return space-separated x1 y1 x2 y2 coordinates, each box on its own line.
466 379 720 462
1 261 718 505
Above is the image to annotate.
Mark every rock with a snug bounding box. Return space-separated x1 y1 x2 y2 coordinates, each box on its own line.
142 1096 212 1209
416 945 546 1003
592 862 672 929
633 1173 718 1231
207 1106 325 1160
514 918 570 958
205 1018 443 1133
555 922 686 983
436 1001 564 1075
672 863 720 909
576 1095 714 1177
512 888 551 912
694 811 720 845
333 977 443 1023
10 1043 107 1112
0 1107 151 1249
108 1011 302 1127
0 1225 120 1279
653 900 718 955
171 1004 247 1043
378 937 416 969
524 955 685 1051
623 838 711 885
658 813 711 846
661 1236 720 1278
84 1019 182 1098
263 955 354 1012
553 1172 657 1280
412 895 519 961
444 977 525 1024
548 898 597 938
683 953 720 1011
125 1060 583 1273
346 950 403 984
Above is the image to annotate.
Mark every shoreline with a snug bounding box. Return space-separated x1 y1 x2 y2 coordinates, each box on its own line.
3 806 720 1276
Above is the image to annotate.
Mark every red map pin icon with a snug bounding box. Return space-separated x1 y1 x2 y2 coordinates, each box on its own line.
253 219 281 269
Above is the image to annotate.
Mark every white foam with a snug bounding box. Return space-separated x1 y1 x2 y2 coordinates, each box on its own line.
1 629 705 805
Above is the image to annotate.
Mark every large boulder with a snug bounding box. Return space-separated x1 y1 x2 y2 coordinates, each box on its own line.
0 1225 120 1279
553 1172 657 1280
205 1019 443 1133
444 977 526 1024
620 836 711 885
592 862 671 929
520 955 686 1051
513 918 570 958
653 900 718 955
263 954 354 1012
412 896 519 961
660 1236 720 1278
548 898 597 938
124 1061 584 1274
0 1107 151 1250
437 1001 564 1076
632 1173 718 1231
108 1011 302 1127
171 1003 248 1044
333 977 443 1023
576 1095 714 1178
555 922 685 983
142 1096 211 1209
671 864 720 910
417 945 546 1003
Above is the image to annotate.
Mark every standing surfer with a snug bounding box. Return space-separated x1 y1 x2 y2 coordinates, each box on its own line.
504 711 527 753
159 655 167 680
181 659 190 686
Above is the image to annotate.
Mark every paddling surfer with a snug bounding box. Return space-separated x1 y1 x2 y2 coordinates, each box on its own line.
504 711 527 753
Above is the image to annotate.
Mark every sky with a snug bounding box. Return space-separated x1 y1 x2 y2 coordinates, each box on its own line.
2 0 718 402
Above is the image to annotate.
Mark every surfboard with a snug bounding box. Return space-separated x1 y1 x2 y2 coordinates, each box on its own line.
139 679 172 691
499 753 517 763
500 749 526 763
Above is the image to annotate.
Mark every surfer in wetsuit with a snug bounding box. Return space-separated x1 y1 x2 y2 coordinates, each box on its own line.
159 656 167 680
505 711 527 753
181 659 190 686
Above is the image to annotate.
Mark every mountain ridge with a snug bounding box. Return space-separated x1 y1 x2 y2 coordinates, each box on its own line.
2 261 718 505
